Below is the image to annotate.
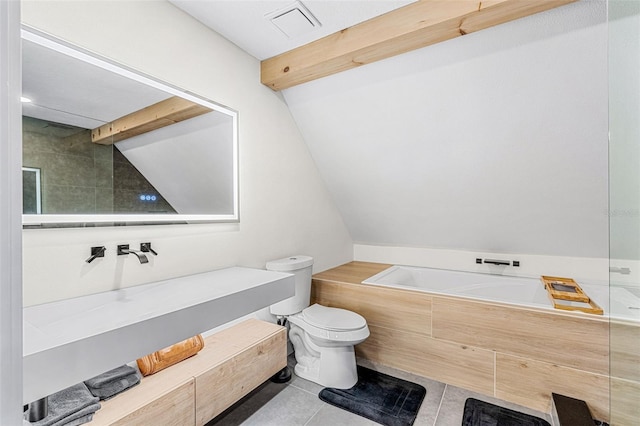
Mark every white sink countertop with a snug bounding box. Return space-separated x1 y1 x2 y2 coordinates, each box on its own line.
23 267 295 403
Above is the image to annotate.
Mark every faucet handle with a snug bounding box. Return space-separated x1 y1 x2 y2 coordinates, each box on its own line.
86 246 106 263
140 242 158 256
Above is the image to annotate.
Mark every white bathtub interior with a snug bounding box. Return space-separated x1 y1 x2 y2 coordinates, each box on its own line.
362 265 638 321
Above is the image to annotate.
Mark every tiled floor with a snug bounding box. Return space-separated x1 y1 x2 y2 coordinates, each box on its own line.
207 355 552 426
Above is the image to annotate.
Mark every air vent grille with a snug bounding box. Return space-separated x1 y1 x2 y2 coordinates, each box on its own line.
265 1 321 39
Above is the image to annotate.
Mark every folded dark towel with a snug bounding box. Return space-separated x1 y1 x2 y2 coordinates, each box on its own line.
24 383 100 426
24 413 94 426
49 403 100 426
58 413 93 426
84 365 140 400
84 365 137 388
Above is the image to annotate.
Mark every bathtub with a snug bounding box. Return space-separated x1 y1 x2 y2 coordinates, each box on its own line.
363 265 639 320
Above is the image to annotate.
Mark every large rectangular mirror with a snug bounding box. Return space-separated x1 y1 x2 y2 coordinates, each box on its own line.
21 27 238 226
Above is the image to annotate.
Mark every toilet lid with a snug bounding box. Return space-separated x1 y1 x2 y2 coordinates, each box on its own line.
301 304 367 331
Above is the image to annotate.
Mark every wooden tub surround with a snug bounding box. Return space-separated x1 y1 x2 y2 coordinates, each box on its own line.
311 262 629 423
90 319 286 426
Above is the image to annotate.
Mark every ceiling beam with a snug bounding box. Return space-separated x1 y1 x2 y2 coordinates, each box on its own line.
91 96 212 145
261 0 578 91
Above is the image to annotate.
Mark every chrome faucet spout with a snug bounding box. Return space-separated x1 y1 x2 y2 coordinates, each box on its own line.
117 244 149 264
127 249 149 264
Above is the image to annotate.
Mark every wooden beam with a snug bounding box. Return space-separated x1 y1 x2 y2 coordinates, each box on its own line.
261 0 578 91
91 96 212 144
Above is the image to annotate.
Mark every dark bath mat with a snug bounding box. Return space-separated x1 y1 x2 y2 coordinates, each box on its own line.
462 398 551 426
318 366 426 426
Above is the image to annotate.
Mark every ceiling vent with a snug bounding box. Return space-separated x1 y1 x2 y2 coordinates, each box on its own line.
266 1 321 39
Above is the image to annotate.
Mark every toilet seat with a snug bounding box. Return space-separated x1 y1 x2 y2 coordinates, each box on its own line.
288 304 369 345
301 304 366 331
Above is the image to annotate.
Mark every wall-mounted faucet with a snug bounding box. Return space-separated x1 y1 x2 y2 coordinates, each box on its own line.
117 244 149 264
85 246 106 263
476 258 520 267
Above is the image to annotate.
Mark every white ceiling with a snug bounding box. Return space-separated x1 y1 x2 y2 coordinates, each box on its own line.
169 0 610 259
169 0 416 60
23 1 419 129
22 39 171 129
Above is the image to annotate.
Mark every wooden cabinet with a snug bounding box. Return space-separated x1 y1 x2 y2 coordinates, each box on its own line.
91 319 286 426
193 320 287 425
102 381 195 426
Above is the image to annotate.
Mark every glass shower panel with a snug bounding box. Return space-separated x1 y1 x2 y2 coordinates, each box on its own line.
608 1 640 424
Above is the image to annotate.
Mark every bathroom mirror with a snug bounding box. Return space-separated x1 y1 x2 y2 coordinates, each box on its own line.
21 28 238 226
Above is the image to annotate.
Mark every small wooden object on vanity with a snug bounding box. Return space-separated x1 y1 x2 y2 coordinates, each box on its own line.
137 335 205 376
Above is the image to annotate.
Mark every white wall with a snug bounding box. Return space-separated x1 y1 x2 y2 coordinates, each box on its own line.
284 0 608 262
0 0 23 422
21 0 352 306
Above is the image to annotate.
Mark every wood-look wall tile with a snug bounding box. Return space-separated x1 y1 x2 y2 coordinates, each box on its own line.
312 279 431 336
357 324 494 396
432 296 609 374
495 353 609 422
610 319 640 382
610 377 640 426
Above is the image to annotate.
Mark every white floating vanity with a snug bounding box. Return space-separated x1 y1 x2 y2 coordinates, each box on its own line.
23 267 295 404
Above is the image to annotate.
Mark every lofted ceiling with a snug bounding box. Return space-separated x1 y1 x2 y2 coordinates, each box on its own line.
172 0 579 91
278 0 609 258
169 0 416 60
170 0 608 259
22 38 171 129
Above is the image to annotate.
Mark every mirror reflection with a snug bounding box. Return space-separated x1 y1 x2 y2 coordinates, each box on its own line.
21 29 238 225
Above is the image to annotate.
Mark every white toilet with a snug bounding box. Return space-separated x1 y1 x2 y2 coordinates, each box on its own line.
267 256 369 389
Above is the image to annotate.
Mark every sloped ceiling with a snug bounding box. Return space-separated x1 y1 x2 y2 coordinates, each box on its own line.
177 0 608 259
23 32 229 149
170 0 416 60
22 38 171 129
280 0 609 258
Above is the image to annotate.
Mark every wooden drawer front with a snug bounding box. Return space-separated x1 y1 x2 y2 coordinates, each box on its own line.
432 296 609 374
495 353 609 422
99 380 195 426
312 279 432 336
356 324 494 396
610 319 640 382
195 328 287 425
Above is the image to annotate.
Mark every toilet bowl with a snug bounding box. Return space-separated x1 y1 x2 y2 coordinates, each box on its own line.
266 256 369 389
288 304 369 388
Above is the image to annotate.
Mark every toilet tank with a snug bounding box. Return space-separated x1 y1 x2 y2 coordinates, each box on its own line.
267 255 314 316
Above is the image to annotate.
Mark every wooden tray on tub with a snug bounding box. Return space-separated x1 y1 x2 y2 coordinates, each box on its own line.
541 276 603 315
